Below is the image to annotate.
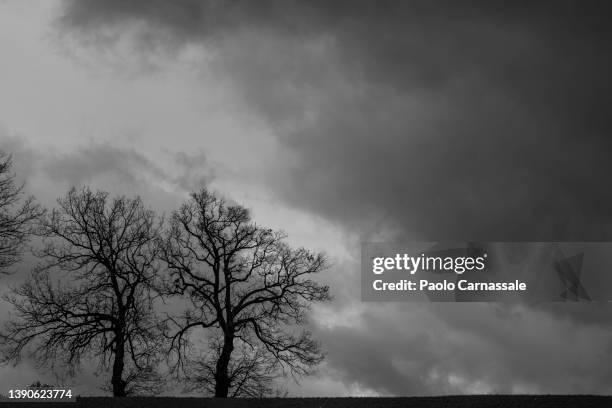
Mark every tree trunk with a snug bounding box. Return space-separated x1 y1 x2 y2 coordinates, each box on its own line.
111 336 127 397
214 335 234 397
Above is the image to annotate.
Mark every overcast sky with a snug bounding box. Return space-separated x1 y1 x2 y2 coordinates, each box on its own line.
2 0 612 397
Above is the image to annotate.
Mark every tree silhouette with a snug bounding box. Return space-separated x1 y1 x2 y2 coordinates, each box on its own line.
1 187 164 396
29 380 53 389
0 152 42 273
161 188 330 397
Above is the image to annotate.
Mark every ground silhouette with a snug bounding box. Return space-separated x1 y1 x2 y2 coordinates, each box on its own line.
3 395 612 408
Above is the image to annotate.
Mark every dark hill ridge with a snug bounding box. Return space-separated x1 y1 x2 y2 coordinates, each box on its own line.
3 395 612 408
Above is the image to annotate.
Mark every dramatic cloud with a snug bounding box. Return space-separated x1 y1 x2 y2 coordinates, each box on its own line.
314 303 612 395
58 0 612 241
308 259 612 396
2 0 612 397
0 132 213 210
54 0 612 396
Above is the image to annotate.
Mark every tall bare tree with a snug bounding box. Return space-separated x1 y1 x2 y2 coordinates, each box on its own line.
1 187 164 396
161 188 330 397
0 152 41 273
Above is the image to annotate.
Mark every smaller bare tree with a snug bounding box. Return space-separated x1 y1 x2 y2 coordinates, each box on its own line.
0 152 42 273
1 187 164 396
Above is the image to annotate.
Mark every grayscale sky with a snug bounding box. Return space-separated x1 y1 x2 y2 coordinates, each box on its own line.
2 0 612 397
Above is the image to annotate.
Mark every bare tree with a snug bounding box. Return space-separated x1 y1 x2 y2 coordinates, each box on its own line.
0 152 42 273
161 188 330 397
1 187 164 396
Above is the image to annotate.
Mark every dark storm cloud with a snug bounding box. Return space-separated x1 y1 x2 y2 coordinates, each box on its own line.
58 0 612 241
0 134 214 218
44 143 212 195
44 142 166 187
306 258 612 396
55 0 612 396
312 302 612 395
